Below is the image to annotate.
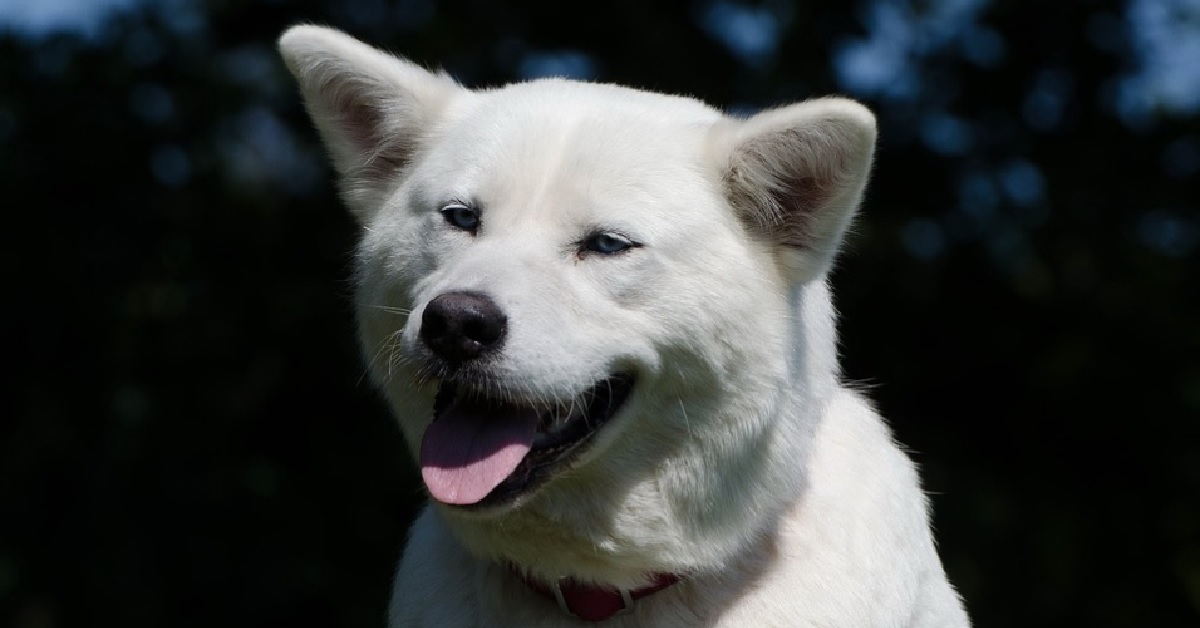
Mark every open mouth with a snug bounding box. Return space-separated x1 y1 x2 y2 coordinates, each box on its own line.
418 374 635 508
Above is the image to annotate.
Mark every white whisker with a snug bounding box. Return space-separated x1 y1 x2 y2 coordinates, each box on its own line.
365 304 412 316
678 398 694 440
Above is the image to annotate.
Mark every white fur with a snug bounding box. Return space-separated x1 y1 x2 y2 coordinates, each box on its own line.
279 25 969 627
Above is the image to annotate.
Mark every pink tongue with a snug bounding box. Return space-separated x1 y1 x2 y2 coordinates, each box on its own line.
420 397 539 505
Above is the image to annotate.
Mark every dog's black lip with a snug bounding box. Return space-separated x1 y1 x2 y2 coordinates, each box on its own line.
431 373 635 510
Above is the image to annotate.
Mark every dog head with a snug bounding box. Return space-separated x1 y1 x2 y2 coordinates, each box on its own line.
280 25 875 582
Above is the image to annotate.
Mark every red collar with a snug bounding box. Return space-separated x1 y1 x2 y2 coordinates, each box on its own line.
513 567 683 622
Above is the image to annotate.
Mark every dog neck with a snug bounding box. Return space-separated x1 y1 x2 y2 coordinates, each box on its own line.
510 564 683 622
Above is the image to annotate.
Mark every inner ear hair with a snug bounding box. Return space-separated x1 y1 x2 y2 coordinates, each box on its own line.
316 70 422 178
725 126 849 249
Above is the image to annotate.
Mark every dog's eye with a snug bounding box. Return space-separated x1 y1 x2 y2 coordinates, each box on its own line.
440 203 480 233
581 232 638 255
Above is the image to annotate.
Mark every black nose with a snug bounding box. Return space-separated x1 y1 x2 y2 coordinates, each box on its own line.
420 292 507 363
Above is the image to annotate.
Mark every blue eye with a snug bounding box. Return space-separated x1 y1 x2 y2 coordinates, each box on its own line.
582 231 638 255
440 203 479 233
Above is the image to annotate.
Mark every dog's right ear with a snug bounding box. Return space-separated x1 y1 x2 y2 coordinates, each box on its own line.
278 25 462 221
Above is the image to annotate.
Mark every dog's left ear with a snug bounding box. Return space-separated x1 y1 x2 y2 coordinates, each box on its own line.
714 98 877 282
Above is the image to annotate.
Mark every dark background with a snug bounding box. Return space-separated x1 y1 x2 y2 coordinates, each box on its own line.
2 0 1198 626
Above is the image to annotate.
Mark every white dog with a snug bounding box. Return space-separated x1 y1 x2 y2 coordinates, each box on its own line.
279 25 969 627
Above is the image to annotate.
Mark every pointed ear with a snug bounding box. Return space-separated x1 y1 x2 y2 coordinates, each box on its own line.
278 25 463 220
714 98 877 281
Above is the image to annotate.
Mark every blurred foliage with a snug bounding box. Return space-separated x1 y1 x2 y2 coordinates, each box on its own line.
1 0 1197 627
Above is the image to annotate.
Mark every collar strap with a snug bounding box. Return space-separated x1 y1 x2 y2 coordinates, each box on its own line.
513 567 683 622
